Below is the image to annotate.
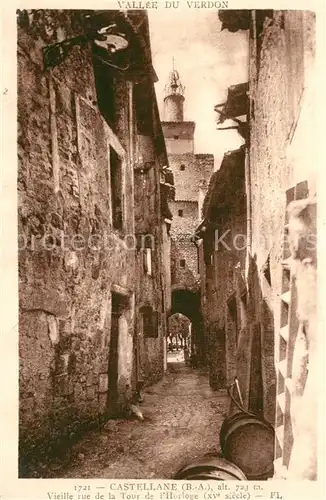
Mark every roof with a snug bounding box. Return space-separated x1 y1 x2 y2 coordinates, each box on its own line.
202 145 246 222
218 9 273 34
215 82 249 122
218 10 250 32
195 153 214 160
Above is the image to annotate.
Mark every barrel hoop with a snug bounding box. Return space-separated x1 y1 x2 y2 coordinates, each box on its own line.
183 472 239 481
223 417 274 444
175 459 247 480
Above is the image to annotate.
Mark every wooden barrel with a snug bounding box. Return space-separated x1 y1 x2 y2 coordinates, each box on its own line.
174 455 247 480
219 412 275 480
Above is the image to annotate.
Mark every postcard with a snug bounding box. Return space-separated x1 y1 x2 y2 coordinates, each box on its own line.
1 1 325 499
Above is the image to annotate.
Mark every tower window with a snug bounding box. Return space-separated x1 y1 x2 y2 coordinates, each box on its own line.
180 164 185 171
180 259 186 268
173 135 179 140
178 209 183 217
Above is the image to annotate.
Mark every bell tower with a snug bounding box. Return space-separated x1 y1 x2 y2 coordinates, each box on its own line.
161 60 195 156
163 60 185 122
161 60 214 295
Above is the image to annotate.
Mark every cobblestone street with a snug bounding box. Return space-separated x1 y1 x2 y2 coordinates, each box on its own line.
34 360 228 479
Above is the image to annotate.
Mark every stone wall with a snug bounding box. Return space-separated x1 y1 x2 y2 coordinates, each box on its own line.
161 122 195 155
18 11 134 460
168 152 214 292
196 11 316 431
133 141 167 386
248 10 316 423
170 200 198 237
249 10 316 287
17 9 169 466
203 10 316 420
167 153 214 202
203 9 316 421
200 155 247 392
171 239 199 292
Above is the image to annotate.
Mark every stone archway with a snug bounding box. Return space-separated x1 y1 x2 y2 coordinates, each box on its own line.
169 288 204 365
167 313 192 358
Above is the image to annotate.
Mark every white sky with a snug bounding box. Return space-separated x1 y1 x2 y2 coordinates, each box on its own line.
148 9 249 169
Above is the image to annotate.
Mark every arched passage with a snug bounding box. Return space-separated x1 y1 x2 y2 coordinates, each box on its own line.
167 313 191 363
168 288 205 366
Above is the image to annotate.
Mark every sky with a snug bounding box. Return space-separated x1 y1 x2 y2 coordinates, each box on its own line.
148 9 249 170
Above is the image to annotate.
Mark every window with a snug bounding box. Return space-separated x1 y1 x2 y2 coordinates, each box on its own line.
138 234 154 276
93 57 116 130
180 164 185 171
110 146 123 231
180 259 186 268
144 248 152 276
178 209 183 217
141 306 159 338
173 135 179 140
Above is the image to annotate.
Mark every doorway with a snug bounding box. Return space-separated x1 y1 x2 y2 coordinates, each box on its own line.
108 291 130 415
167 313 191 366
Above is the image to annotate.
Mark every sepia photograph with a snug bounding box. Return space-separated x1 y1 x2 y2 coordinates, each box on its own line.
15 6 318 484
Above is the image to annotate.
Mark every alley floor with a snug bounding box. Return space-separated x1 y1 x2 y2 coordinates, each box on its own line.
30 360 229 479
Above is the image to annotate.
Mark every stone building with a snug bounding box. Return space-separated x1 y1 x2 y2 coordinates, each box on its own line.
196 10 317 479
17 9 173 469
133 47 175 385
196 145 247 390
161 66 214 358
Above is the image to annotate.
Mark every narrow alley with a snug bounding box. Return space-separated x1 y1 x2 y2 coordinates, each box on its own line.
27 361 228 479
15 8 318 485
